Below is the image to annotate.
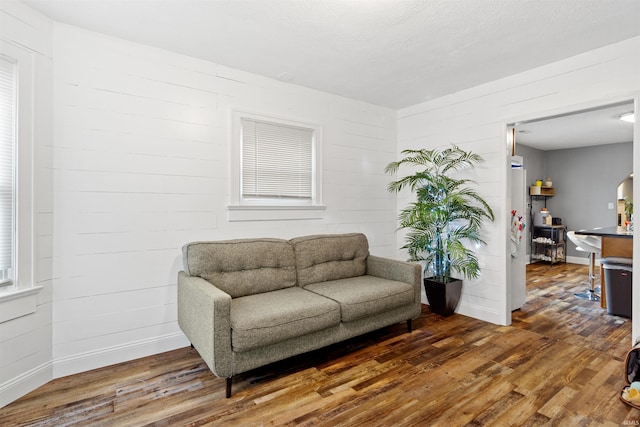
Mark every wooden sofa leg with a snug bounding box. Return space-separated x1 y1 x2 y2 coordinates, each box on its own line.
407 319 412 333
226 377 232 398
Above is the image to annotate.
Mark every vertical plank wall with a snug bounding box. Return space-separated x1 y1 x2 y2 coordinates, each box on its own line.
0 1 54 407
398 36 640 326
51 24 398 378
2 0 639 408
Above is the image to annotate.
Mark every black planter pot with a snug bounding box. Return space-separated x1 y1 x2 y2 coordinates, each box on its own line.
424 277 462 316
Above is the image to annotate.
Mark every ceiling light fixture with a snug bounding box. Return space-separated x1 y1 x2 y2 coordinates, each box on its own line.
619 112 635 123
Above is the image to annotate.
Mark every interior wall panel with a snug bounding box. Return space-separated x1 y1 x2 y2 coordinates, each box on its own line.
51 23 398 377
398 36 640 326
0 0 54 408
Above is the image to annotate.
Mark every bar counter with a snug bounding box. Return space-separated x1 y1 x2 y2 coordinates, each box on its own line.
575 226 633 308
575 226 633 239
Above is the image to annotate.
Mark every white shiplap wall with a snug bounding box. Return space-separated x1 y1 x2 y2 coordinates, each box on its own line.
51 24 398 377
398 36 640 326
3 0 639 408
0 1 53 407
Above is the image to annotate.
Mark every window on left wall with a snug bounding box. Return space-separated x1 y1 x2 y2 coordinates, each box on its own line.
0 55 17 288
0 41 39 313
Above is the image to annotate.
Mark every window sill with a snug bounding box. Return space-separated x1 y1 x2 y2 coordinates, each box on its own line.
0 286 44 323
227 205 327 222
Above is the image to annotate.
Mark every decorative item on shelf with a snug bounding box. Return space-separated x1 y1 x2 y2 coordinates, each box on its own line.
544 177 553 187
385 146 495 316
535 179 543 186
534 208 550 226
533 236 555 244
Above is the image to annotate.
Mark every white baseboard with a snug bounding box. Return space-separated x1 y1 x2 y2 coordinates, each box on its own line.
2 332 190 408
527 255 599 267
0 361 52 408
457 302 506 326
422 291 505 325
566 255 600 267
53 332 190 378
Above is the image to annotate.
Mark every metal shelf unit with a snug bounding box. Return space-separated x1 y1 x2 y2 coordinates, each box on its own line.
531 225 567 265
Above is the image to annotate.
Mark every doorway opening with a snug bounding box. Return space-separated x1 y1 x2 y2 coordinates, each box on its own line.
507 99 636 322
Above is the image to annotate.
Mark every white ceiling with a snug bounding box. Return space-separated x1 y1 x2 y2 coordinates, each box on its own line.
24 0 640 110
515 102 635 151
21 0 640 149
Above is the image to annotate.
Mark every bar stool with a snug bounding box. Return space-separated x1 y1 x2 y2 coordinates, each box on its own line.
567 230 602 301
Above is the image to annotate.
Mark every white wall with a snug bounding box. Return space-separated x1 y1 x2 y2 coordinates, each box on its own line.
546 142 633 258
3 0 640 408
50 24 398 378
398 36 640 326
0 1 54 407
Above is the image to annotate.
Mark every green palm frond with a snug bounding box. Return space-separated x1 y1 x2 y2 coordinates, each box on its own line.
386 145 494 283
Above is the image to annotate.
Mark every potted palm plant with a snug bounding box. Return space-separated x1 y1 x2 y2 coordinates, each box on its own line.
385 146 495 316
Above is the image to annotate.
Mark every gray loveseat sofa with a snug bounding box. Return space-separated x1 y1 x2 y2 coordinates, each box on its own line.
178 233 421 397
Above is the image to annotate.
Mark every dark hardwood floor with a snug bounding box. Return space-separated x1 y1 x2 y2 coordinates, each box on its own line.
1 262 638 426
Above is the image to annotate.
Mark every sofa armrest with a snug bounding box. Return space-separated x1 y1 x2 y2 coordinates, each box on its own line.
178 271 233 378
366 255 422 304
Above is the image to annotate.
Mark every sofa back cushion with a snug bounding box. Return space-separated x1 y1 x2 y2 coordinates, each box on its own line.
182 239 296 298
291 233 369 287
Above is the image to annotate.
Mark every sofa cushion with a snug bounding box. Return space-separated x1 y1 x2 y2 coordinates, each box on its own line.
304 275 415 322
291 233 369 286
182 239 296 298
230 287 340 352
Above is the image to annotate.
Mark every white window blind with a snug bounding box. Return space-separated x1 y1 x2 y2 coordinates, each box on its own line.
241 117 313 200
0 56 16 286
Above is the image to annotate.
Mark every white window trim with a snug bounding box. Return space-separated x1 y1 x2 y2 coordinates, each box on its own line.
0 54 17 287
228 110 325 222
0 41 42 318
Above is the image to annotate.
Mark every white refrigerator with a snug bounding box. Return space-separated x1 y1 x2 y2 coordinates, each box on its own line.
510 156 527 310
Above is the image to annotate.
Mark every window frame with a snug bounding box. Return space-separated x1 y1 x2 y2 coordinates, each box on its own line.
0 41 36 300
0 54 17 287
228 110 325 221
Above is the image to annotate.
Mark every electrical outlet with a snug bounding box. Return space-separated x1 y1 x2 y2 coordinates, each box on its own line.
608 202 614 209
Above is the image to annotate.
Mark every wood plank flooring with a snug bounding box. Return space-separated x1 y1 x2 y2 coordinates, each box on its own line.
2 263 639 426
